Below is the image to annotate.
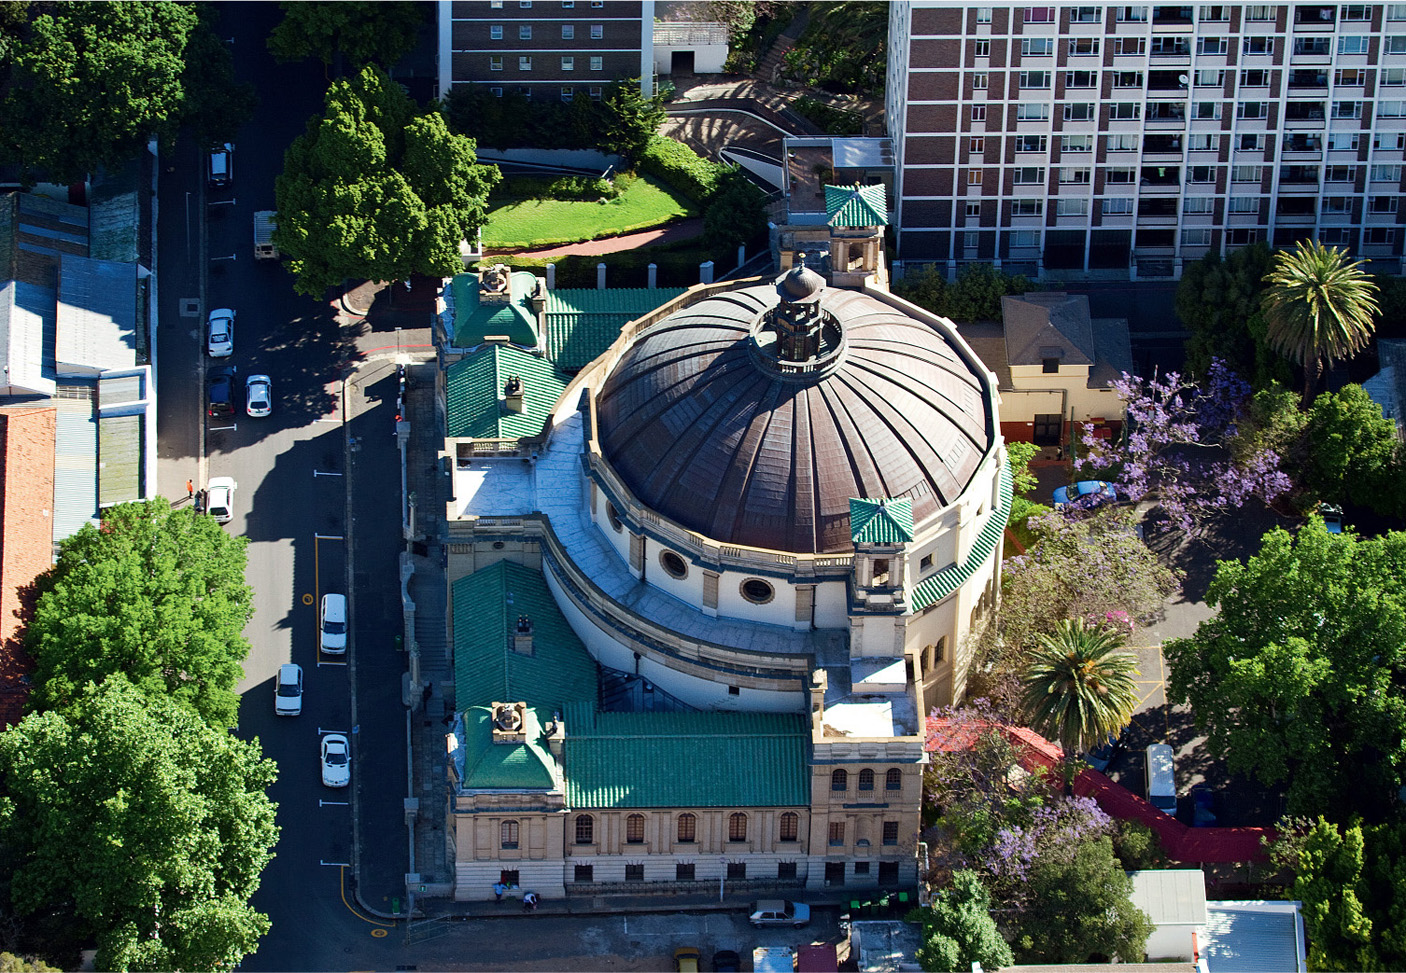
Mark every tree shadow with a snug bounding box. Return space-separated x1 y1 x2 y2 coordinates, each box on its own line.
1145 500 1296 603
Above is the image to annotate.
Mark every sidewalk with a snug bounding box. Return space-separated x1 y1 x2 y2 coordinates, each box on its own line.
487 217 705 261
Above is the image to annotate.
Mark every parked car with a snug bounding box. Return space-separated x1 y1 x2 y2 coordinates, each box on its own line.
749 899 811 928
320 593 347 654
711 950 741 973
208 142 233 187
1083 730 1124 773
1053 479 1118 508
1318 502 1344 533
320 733 350 787
245 374 272 417
205 476 236 524
672 947 701 973
207 307 234 358
207 365 237 418
274 663 303 716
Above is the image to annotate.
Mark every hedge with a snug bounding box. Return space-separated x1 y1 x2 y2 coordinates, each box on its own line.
637 135 721 203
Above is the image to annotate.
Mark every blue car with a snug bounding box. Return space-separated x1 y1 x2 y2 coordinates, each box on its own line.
1053 480 1118 507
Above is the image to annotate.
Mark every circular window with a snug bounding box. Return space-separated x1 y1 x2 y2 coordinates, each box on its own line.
659 550 688 580
740 578 775 604
606 502 623 533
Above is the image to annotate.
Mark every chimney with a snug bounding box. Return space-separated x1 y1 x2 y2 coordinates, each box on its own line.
504 375 525 413
490 701 528 745
513 614 534 655
545 710 566 758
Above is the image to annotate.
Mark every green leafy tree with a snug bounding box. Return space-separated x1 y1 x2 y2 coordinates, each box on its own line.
1013 837 1155 963
597 79 668 160
1177 243 1292 387
0 1 198 181
1271 817 1406 972
0 679 277 972
178 4 258 147
894 263 1031 323
275 64 500 296
1021 619 1140 758
1261 239 1381 403
783 1 888 94
1165 522 1406 819
1301 383 1406 517
912 870 1015 973
0 954 59 973
25 500 253 729
703 169 767 251
267 1 425 69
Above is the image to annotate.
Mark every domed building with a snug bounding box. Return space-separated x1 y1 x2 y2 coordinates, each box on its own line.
436 217 1010 903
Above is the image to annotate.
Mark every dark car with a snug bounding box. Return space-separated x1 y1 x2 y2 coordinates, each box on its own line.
1084 732 1123 773
712 950 741 972
207 365 237 418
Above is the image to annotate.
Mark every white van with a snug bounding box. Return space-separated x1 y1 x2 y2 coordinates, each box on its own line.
1145 743 1177 813
320 593 347 654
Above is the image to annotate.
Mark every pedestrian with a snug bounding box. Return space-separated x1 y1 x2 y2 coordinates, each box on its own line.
186 479 194 499
522 891 538 911
493 882 505 902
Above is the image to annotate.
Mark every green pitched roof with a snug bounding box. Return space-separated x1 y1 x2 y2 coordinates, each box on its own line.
452 271 540 347
561 704 811 808
910 460 1012 612
458 706 557 789
445 344 569 440
825 183 889 228
452 560 599 712
849 497 914 544
543 287 686 370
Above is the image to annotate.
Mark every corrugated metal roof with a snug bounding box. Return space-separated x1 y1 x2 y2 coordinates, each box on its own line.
88 170 141 262
56 255 138 372
849 497 914 544
97 372 144 408
452 271 540 347
451 560 599 713
910 459 1011 612
97 414 142 506
445 344 568 440
2 279 57 396
1204 903 1306 973
826 183 888 228
52 394 98 543
458 706 557 789
543 287 685 370
562 705 810 808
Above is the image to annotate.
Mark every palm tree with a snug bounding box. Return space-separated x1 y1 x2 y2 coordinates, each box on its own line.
1260 238 1380 404
1020 619 1140 759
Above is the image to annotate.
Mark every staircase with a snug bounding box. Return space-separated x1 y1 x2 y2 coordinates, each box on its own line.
755 8 811 83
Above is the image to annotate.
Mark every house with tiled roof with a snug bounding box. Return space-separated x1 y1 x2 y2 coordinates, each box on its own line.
0 406 56 728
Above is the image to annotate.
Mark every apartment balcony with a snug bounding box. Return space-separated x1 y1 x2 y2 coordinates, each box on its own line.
1286 69 1329 91
1281 133 1323 158
1292 4 1336 28
1145 103 1187 127
1139 165 1182 190
1148 70 1190 92
1275 198 1318 222
1137 198 1179 221
1143 133 1184 156
1284 103 1326 128
1151 5 1194 26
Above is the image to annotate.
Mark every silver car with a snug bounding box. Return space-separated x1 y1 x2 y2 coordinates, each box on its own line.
207 308 234 358
245 374 272 417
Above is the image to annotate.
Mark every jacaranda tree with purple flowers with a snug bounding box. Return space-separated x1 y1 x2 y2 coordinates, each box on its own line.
1079 359 1292 533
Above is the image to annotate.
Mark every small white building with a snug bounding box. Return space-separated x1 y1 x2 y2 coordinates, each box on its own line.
1128 869 1208 963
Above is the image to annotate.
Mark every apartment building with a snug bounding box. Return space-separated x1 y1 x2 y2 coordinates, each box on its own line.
438 0 655 102
886 2 1406 278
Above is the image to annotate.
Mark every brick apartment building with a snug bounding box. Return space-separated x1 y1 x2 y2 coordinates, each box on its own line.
886 1 1406 279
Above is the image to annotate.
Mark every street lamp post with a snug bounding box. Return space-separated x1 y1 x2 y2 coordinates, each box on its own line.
719 857 727 903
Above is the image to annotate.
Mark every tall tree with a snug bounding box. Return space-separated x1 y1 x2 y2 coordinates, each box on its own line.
1013 837 1155 963
1164 522 1406 819
0 1 198 181
0 679 277 972
1300 383 1406 517
267 1 425 69
178 4 258 147
912 870 1015 973
1260 239 1380 403
597 79 669 160
1176 242 1294 387
275 64 500 296
24 500 253 729
1020 619 1140 757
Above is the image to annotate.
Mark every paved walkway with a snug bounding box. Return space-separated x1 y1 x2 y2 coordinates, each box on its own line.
487 217 705 261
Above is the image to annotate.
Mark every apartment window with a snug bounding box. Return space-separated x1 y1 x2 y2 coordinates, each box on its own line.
1109 102 1141 120
501 820 519 849
1294 37 1331 56
1013 199 1045 216
1114 37 1147 54
1059 166 1092 183
519 24 532 38
1241 69 1269 86
1195 102 1222 120
1009 230 1041 247
574 864 593 882
1024 6 1056 22
590 56 603 70
625 864 644 882
1240 133 1264 150
1365 228 1398 244
1183 196 1215 213
1243 37 1274 56
489 86 503 97
590 24 603 38
828 822 846 846
1335 68 1366 86
977 6 993 21
1071 5 1102 21
675 863 694 881
1189 165 1217 182
1182 228 1213 247
519 56 532 71
1065 102 1096 121
575 814 594 844
490 0 503 6
561 57 575 70
1112 70 1143 88
1116 6 1149 21
1228 228 1266 245
490 24 503 39
490 56 503 71
1340 2 1371 18
1333 100 1363 119
1245 4 1276 18
882 822 900 846
1383 68 1406 85
780 812 799 841
963 231 981 249
1370 195 1401 213
1379 100 1406 117
1195 69 1224 86
1021 37 1054 56
778 861 798 880
1392 4 1406 18
1375 132 1406 149
831 769 848 791
1374 164 1405 181
1104 134 1138 152
1197 37 1228 55
1233 165 1264 182
965 201 982 216
588 86 602 100
971 105 987 121
967 168 983 185
972 72 989 89
728 813 747 841
1188 133 1220 150
1102 197 1134 214
1105 167 1137 183
1199 4 1230 18
1017 103 1051 120
1057 198 1090 215
1323 196 1353 213
677 813 697 842
563 0 574 6
969 136 985 153
1062 134 1094 151
562 24 574 38
886 768 903 791
1067 71 1097 88
520 0 532 5
859 769 875 791
1237 101 1268 119
1325 165 1359 181
1069 37 1101 55
975 39 991 56
1013 166 1047 184
1228 196 1260 212
1151 35 1190 55
1388 36 1406 53
1339 35 1370 54
1015 134 1047 152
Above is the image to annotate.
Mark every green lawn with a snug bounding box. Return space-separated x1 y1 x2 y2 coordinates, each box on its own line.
480 174 694 250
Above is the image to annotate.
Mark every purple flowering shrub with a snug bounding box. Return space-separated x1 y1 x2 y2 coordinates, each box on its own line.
1080 359 1292 533
985 797 1115 899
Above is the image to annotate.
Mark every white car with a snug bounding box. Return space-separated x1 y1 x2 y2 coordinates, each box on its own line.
207 308 234 358
749 899 811 927
320 593 347 654
321 733 350 787
245 374 272 417
206 476 236 524
274 663 303 716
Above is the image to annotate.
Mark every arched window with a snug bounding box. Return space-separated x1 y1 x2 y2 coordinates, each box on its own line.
886 768 903 791
626 813 646 844
574 814 594 845
858 768 875 791
779 812 799 842
500 819 519 849
831 769 848 792
677 812 697 843
728 813 748 842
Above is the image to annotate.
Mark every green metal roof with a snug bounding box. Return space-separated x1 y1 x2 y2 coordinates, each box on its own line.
458 705 557 789
910 460 1012 612
452 560 599 713
452 271 541 347
543 287 686 370
825 183 888 228
849 497 914 544
445 344 569 440
561 704 811 808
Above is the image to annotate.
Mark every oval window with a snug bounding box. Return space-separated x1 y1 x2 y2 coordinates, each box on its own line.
741 578 774 604
659 550 688 579
606 501 623 533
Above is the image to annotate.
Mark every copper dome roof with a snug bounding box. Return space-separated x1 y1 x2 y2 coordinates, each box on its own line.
594 283 995 554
